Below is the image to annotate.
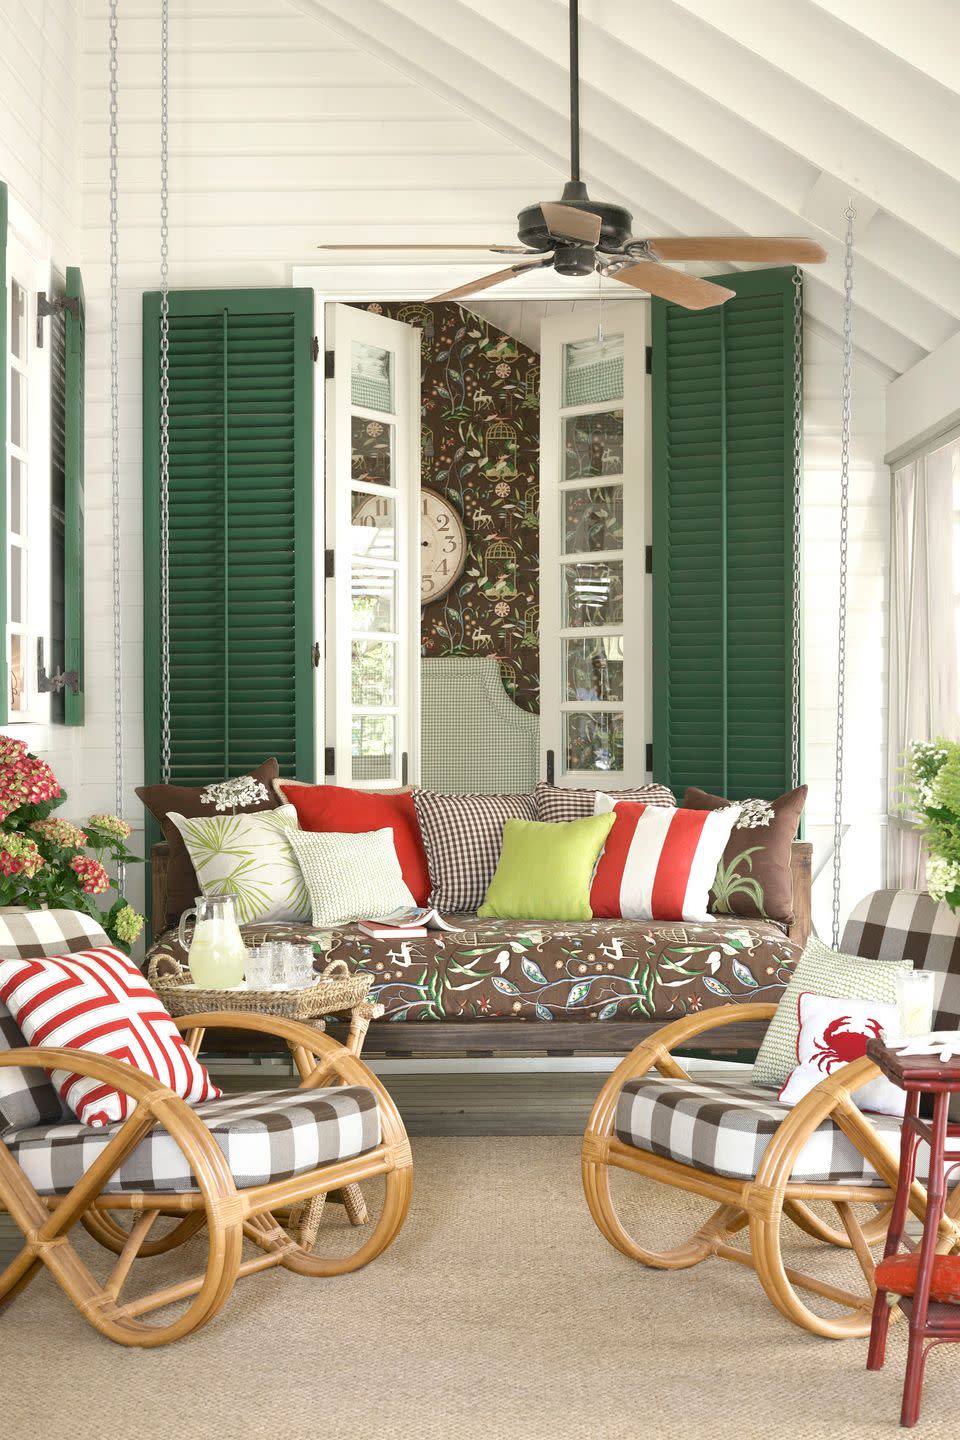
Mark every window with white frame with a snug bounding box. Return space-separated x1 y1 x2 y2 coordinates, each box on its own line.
887 435 960 883
5 231 51 721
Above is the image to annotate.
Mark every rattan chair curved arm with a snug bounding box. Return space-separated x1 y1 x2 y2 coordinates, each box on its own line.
0 1047 244 1346
171 1009 413 1281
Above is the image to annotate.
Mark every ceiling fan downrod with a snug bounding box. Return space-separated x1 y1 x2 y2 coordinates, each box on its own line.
569 0 580 185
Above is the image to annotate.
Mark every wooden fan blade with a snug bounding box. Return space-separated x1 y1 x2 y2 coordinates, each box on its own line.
539 202 602 245
430 259 550 303
644 236 827 264
612 262 735 310
318 243 516 251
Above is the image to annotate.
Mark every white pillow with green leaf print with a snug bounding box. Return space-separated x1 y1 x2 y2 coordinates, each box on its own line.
167 804 310 925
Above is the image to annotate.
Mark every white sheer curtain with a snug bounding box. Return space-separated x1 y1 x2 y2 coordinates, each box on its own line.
887 438 960 886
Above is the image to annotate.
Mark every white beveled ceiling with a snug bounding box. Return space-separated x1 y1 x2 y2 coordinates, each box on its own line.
297 0 960 380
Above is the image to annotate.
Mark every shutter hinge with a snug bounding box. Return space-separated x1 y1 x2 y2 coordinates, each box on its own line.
324 549 335 579
36 639 79 696
312 335 320 362
324 746 336 777
645 742 654 773
36 292 80 350
645 545 653 575
311 641 321 668
645 344 653 375
324 350 335 379
545 749 555 785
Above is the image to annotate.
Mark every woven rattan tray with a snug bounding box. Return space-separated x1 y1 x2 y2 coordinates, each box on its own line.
147 955 372 1020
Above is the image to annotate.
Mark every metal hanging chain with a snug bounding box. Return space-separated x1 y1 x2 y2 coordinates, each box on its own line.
790 268 803 792
159 0 172 784
108 0 125 887
831 205 856 949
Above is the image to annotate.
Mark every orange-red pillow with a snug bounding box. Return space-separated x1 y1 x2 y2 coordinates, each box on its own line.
276 782 430 906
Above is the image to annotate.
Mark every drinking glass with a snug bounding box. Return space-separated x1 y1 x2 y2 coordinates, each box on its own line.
244 947 271 989
299 944 318 986
280 943 313 988
895 969 936 1041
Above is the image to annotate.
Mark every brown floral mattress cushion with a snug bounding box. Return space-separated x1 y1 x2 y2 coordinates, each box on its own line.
145 915 799 1024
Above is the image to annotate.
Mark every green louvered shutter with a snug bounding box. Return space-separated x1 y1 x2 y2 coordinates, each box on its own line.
652 267 800 801
142 289 315 792
63 266 85 725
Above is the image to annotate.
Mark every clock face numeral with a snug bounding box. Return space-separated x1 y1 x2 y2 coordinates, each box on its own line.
420 487 466 605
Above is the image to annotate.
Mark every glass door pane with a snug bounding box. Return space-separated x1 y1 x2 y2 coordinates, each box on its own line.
331 304 421 788
539 302 648 786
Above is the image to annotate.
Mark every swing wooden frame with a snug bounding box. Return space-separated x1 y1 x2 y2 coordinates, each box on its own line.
0 1013 413 1348
582 1003 960 1339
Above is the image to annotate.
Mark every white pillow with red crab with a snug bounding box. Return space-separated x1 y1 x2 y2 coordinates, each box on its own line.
777 991 905 1117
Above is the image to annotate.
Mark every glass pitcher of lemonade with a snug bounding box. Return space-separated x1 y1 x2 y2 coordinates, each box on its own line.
178 894 246 989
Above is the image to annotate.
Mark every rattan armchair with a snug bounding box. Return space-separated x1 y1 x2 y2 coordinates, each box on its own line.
0 1011 412 1347
582 1001 960 1339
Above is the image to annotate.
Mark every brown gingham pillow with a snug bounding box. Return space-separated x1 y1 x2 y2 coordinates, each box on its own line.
682 785 807 925
0 908 112 1135
137 757 281 925
535 780 675 823
413 790 538 913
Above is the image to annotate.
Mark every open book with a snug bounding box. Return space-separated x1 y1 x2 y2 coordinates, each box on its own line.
357 906 463 940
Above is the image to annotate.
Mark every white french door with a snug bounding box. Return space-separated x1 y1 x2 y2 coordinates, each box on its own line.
539 301 649 787
326 303 421 787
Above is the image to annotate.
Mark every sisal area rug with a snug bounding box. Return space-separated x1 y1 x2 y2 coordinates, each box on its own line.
3 1137 958 1439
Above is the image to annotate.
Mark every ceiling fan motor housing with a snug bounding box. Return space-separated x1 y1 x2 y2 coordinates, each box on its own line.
553 242 598 277
518 181 634 256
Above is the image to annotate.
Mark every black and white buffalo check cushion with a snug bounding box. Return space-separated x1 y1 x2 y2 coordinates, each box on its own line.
413 789 538 912
0 909 111 1135
5 1085 381 1195
842 889 960 1033
615 1075 908 1186
534 781 675 823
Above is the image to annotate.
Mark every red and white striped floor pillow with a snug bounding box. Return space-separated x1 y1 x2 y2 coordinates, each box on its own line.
590 795 743 922
0 947 220 1129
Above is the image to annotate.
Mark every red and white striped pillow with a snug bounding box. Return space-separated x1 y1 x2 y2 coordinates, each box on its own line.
0 947 220 1129
590 795 742 922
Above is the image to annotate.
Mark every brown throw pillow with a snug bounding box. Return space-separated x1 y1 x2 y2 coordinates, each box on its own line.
682 785 807 925
137 758 281 927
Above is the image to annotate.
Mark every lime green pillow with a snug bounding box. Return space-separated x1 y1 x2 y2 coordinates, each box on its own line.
478 812 616 921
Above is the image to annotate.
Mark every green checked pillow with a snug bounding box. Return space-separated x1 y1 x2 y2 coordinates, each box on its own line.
167 804 310 925
753 935 913 1090
287 827 415 926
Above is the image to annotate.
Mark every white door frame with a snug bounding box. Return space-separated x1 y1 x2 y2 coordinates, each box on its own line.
291 261 649 782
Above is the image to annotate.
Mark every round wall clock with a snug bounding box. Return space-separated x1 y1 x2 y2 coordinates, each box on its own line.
420 487 467 605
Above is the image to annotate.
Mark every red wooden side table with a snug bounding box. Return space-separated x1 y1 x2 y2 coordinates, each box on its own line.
865 1038 960 1427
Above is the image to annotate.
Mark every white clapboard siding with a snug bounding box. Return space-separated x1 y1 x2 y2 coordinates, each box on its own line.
803 332 889 936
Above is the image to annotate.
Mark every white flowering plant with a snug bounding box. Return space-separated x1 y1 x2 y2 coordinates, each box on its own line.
902 739 960 911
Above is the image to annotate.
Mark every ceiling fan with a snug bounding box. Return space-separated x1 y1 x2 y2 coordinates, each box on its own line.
320 0 827 311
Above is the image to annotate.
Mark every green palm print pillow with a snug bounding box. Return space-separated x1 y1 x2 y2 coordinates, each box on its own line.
168 804 310 924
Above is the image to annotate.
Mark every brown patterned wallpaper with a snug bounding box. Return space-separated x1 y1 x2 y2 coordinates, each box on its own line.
357 302 541 714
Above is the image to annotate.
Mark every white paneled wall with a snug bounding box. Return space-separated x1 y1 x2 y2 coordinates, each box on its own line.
803 334 889 936
1 0 890 939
